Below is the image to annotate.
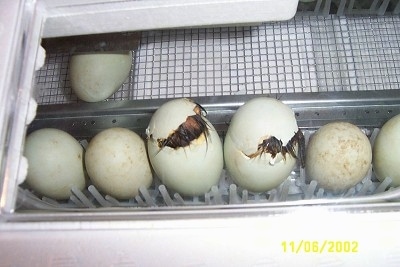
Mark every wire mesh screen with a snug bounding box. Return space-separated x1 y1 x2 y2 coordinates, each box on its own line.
310 15 400 92
35 15 400 105
297 0 400 16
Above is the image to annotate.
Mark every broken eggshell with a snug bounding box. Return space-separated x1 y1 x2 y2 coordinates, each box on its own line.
146 98 224 197
224 97 302 192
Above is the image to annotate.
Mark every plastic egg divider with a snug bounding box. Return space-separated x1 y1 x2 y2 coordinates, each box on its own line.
19 123 394 209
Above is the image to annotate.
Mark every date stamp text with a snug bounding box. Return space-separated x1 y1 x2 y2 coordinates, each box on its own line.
281 240 359 254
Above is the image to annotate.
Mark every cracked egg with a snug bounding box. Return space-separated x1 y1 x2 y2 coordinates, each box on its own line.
224 97 304 192
146 98 224 196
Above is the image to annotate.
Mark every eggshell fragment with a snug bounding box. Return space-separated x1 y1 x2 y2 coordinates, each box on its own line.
24 128 86 200
69 51 132 102
85 127 152 199
306 122 372 192
224 97 300 192
373 114 400 186
146 98 224 196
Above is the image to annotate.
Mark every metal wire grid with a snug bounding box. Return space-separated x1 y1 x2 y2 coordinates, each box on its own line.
298 0 400 16
35 53 72 104
133 18 317 99
35 15 400 105
311 15 400 91
348 16 400 91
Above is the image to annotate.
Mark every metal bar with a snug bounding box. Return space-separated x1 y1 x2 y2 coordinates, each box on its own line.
29 90 400 140
337 0 347 15
41 32 141 53
377 0 391 15
323 0 332 15
393 0 400 14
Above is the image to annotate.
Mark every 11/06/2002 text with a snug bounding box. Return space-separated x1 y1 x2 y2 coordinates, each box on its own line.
281 240 359 254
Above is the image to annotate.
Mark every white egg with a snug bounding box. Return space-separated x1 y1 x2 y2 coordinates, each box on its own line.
69 51 132 102
146 98 224 196
24 128 86 200
224 97 301 192
306 122 372 193
373 114 400 186
85 127 153 199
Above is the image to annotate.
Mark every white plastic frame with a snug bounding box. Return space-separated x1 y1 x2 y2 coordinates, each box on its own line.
41 0 299 37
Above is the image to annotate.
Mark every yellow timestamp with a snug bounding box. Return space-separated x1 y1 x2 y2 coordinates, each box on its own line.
281 240 359 254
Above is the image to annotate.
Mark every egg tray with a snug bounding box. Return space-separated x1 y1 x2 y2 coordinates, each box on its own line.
17 91 400 210
16 165 394 210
